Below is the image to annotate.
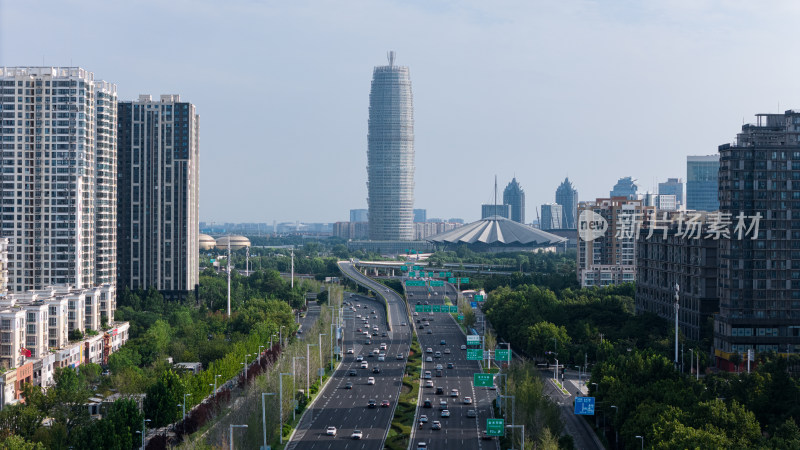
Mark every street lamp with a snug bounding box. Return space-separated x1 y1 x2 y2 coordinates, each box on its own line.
293 356 305 420
229 424 248 450
279 372 292 444
262 392 276 450
213 374 222 394
635 435 644 450
242 353 252 380
135 418 151 450
610 405 618 450
182 393 191 424
506 424 525 450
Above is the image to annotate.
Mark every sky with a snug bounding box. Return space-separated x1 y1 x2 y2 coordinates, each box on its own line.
3 0 800 224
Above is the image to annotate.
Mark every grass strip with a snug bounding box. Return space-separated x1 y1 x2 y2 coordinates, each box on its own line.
385 334 422 450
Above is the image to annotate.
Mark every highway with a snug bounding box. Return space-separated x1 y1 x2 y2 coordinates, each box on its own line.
285 262 411 449
406 284 499 450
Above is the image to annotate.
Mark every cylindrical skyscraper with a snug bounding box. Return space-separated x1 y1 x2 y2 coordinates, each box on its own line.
367 51 415 241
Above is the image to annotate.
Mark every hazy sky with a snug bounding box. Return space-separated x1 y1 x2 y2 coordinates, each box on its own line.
3 0 800 224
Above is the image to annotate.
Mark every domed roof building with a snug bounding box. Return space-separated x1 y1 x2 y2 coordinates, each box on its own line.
199 234 216 250
216 235 251 251
426 216 566 252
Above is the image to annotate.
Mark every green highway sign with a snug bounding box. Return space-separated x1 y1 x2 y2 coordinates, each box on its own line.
450 305 458 313
467 335 481 345
415 305 424 312
467 349 484 360
474 373 493 387
423 305 432 312
406 280 425 287
461 278 470 283
474 294 484 302
413 266 422 270
401 265 409 271
458 314 464 321
430 280 444 287
486 418 505 436
448 277 456 283
432 305 441 312
495 349 511 362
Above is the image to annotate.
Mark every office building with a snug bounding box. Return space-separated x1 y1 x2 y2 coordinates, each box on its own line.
658 178 684 207
333 222 369 240
481 204 511 219
714 112 800 363
0 67 117 292
643 193 677 211
350 209 368 223
118 95 200 297
686 155 720 211
555 178 579 229
413 209 427 223
503 178 525 223
636 213 718 342
366 51 415 241
577 197 651 287
610 176 638 199
540 203 563 230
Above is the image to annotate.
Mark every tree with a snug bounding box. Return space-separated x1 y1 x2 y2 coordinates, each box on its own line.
463 308 477 329
144 370 185 427
526 321 570 358
0 435 45 450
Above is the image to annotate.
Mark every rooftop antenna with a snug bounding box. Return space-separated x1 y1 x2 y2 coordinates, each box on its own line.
494 175 498 216
388 51 395 67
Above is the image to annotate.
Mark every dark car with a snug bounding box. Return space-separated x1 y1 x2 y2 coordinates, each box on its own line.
447 362 454 369
372 367 381 374
419 325 425 329
435 387 444 395
344 382 353 389
440 340 446 345
365 339 372 345
423 399 432 408
368 399 377 408
349 370 357 376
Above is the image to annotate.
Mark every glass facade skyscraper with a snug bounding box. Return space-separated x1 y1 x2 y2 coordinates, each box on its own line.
555 177 579 229
503 178 525 223
367 51 414 241
686 155 719 211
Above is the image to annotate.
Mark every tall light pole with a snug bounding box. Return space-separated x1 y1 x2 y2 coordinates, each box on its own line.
182 393 191 425
635 435 644 450
292 356 305 421
242 353 252 380
674 283 680 367
279 373 292 444
229 424 247 450
291 247 295 288
262 392 276 450
306 344 317 399
227 237 232 316
319 334 327 387
213 374 221 394
135 418 151 450
610 405 618 450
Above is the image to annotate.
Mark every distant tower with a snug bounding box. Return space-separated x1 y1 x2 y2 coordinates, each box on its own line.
555 178 579 229
686 155 719 211
610 176 638 199
503 178 526 223
367 51 415 240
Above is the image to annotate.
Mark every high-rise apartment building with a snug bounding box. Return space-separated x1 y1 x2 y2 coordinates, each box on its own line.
350 209 368 223
658 178 684 207
555 177 579 229
610 176 638 199
118 95 199 296
577 197 651 287
715 112 800 358
367 52 415 241
686 155 719 211
540 203 563 230
0 67 117 292
503 178 525 223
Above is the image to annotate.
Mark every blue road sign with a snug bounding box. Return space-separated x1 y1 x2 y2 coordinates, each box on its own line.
470 301 478 308
574 397 595 415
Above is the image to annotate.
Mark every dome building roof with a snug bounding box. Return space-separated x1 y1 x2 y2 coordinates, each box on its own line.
426 216 566 250
199 234 216 250
216 235 251 251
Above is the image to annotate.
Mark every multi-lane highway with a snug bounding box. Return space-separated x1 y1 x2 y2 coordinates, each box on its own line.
406 284 499 450
286 263 411 449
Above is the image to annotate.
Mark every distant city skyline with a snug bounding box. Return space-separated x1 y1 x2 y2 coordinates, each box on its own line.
6 2 800 222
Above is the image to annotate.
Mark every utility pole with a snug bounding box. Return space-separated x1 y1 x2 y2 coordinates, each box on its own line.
227 237 231 316
291 247 295 288
674 283 680 367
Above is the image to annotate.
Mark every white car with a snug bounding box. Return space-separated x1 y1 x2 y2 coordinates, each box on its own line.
326 426 337 436
347 348 354 354
450 389 459 397
356 355 364 361
361 361 368 369
426 348 433 354
441 409 450 418
426 356 433 362
380 343 387 350
424 380 434 388
419 414 428 423
463 396 473 404
351 430 363 439
460 345 467 350
367 377 375 385
378 355 385 362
